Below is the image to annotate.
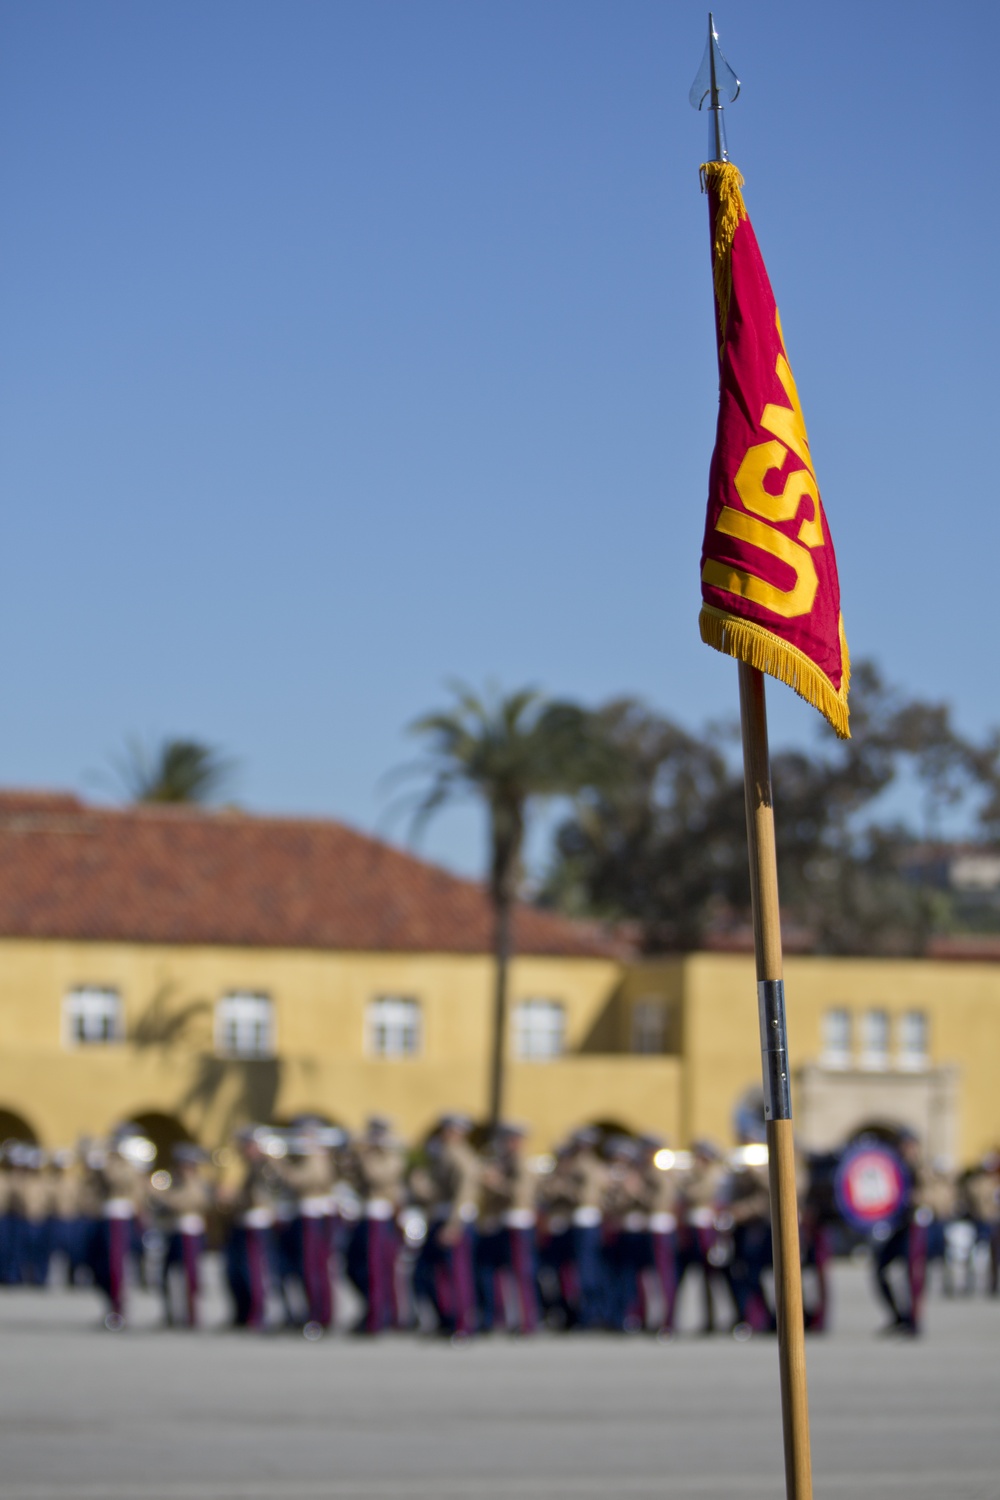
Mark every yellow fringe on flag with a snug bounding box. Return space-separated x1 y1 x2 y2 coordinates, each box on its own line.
699 604 851 739
699 161 747 351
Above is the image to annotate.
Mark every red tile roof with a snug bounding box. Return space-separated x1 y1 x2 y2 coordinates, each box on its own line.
0 792 626 959
926 935 1000 962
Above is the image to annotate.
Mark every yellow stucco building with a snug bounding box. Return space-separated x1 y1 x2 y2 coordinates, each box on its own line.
0 792 679 1155
0 792 997 1166
620 954 998 1165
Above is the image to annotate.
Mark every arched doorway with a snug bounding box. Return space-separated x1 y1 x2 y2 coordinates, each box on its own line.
271 1110 345 1131
0 1108 39 1146
117 1111 196 1168
846 1119 913 1150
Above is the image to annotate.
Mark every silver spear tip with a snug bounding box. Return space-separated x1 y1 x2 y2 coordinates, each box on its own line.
689 13 741 162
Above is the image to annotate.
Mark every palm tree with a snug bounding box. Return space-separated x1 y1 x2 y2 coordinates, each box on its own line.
407 684 615 1128
116 737 235 804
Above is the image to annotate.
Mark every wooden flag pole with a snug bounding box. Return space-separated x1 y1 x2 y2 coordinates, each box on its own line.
738 661 813 1500
692 19 816 1497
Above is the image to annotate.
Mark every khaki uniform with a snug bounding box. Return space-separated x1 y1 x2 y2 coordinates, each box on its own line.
725 1164 774 1332
602 1155 648 1332
273 1149 335 1330
725 1164 770 1228
230 1156 279 1224
11 1170 52 1225
475 1144 540 1334
678 1159 728 1226
344 1138 406 1334
965 1170 1000 1226
550 1146 609 1330
49 1167 84 1223
641 1163 680 1222
964 1168 1000 1295
0 1165 15 1283
411 1138 480 1233
8 1168 52 1286
676 1156 729 1334
150 1172 213 1235
274 1150 335 1215
603 1163 646 1225
153 1169 213 1327
345 1140 405 1213
87 1149 140 1321
478 1151 535 1229
914 1165 957 1222
87 1153 141 1218
640 1161 681 1333
76 1166 104 1222
560 1148 609 1226
411 1133 480 1337
225 1152 280 1330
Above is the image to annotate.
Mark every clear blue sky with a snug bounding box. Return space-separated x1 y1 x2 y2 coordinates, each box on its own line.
1 1 997 876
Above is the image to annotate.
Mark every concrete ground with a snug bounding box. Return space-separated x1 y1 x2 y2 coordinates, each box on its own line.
0 1258 997 1500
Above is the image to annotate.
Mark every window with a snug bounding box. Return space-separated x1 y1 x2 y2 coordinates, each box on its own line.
860 1008 890 1070
632 998 667 1054
64 987 123 1046
820 1008 852 1068
898 1011 929 1070
367 996 421 1058
513 998 565 1060
215 993 274 1059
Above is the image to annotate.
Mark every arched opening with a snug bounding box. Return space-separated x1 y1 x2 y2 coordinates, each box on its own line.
270 1110 344 1131
414 1116 486 1153
117 1111 196 1168
846 1119 914 1150
586 1118 635 1153
0 1108 39 1146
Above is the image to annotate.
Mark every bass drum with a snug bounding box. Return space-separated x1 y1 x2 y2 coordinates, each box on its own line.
834 1137 907 1235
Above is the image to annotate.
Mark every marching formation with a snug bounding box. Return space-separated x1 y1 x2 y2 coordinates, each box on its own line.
1 1116 998 1340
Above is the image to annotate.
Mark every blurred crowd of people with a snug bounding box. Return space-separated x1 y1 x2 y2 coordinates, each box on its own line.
0 1116 998 1340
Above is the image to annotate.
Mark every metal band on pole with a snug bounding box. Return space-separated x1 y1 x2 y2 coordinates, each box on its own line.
758 978 792 1121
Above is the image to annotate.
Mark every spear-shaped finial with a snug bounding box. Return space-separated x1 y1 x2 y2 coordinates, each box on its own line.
689 13 740 162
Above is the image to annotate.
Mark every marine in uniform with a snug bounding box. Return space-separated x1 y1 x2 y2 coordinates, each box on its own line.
344 1116 405 1334
86 1131 142 1328
637 1135 680 1335
722 1156 774 1334
917 1158 958 1294
475 1123 539 1334
149 1144 212 1328
602 1137 648 1332
410 1114 479 1338
557 1128 610 1330
10 1147 53 1287
799 1150 838 1333
0 1146 17 1283
535 1142 575 1326
224 1128 278 1331
45 1150 88 1286
272 1121 337 1333
675 1140 729 1334
872 1130 930 1336
963 1153 1000 1295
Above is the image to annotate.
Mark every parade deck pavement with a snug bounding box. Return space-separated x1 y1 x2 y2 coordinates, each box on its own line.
0 1258 997 1500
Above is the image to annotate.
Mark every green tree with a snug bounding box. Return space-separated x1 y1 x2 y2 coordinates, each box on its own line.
116 737 235 805
407 684 617 1127
543 663 999 956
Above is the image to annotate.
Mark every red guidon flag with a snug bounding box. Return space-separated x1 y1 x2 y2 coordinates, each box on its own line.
699 162 850 738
